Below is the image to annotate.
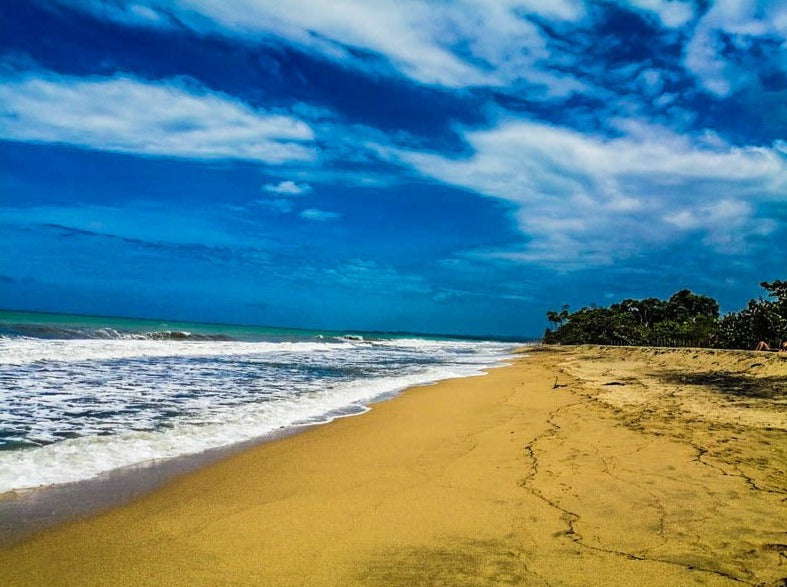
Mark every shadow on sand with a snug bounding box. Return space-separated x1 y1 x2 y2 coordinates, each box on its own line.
657 371 787 400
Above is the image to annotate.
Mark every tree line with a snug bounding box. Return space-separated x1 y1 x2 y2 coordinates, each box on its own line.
543 280 787 350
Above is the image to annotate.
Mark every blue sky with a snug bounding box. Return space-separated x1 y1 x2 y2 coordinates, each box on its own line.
1 1 785 337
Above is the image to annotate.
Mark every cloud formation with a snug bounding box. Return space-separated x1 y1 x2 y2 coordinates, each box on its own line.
684 1 787 97
47 0 589 93
622 0 694 28
302 259 430 295
300 208 340 222
385 117 785 267
0 70 316 163
50 0 780 102
3 1 786 334
5 2 785 274
262 180 312 195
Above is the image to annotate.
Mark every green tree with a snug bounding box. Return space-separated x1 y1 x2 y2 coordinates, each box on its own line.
664 289 720 322
761 280 787 304
716 280 787 349
545 288 721 347
610 297 668 327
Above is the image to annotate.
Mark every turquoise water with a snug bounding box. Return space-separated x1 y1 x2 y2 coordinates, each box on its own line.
0 309 505 342
0 309 352 341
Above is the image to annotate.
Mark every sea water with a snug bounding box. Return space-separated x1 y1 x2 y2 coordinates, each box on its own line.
0 311 519 493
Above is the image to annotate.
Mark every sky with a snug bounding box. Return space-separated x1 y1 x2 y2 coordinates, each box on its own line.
0 1 785 338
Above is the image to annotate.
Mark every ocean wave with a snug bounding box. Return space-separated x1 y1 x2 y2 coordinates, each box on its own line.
0 338 360 365
0 324 235 341
0 346 511 492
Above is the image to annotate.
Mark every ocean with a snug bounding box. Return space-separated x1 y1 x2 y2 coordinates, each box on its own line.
0 310 519 494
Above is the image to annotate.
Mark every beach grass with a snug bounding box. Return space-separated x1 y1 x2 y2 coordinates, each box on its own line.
1 346 785 586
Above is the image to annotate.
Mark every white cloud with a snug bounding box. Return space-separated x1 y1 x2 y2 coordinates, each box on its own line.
663 199 777 253
637 68 664 96
312 259 430 295
381 118 786 268
0 70 315 164
622 0 694 28
300 208 340 221
267 168 398 188
262 180 312 195
685 1 787 96
50 0 587 93
126 3 165 23
664 199 751 231
256 198 295 214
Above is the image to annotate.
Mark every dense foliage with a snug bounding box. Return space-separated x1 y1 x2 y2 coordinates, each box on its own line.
544 281 787 350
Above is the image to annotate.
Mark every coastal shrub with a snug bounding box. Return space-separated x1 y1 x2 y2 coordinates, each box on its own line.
543 306 645 345
663 289 720 322
715 281 787 349
545 281 787 349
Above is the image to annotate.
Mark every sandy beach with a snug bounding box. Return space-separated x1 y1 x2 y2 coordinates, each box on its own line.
1 346 785 586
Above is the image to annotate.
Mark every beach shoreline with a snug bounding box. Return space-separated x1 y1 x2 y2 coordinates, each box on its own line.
1 346 785 586
0 422 314 546
0 354 517 546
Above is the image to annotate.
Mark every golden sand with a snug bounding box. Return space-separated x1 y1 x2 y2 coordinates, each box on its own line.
1 346 785 586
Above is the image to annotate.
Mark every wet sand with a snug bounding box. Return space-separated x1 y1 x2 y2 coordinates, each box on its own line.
0 425 311 546
1 346 785 586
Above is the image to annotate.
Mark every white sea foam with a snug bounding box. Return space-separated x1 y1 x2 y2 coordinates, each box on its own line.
0 338 354 365
0 337 515 492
